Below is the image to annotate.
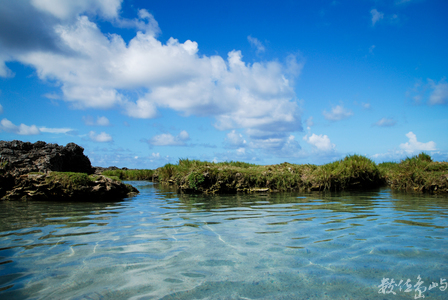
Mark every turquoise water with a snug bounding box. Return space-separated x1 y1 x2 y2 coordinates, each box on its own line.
1 181 447 299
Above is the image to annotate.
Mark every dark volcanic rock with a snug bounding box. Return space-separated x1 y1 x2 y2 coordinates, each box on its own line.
0 140 139 201
0 140 94 176
2 173 139 201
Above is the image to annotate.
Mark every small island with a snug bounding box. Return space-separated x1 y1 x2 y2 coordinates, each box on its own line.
104 151 448 195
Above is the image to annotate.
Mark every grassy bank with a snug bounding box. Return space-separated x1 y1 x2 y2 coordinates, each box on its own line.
96 153 447 194
153 155 385 194
378 153 448 193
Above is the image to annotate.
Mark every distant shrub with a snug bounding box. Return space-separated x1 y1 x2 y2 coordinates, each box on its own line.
102 169 154 180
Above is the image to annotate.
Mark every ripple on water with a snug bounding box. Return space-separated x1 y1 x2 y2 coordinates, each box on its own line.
0 186 447 299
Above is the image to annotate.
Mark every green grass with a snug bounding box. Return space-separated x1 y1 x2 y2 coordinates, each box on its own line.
309 155 383 191
151 153 447 194
152 155 386 194
101 169 154 180
45 172 94 187
91 153 447 195
378 152 448 193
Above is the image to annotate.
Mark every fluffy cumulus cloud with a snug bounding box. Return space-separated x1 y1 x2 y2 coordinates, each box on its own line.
148 130 190 146
400 132 436 153
374 117 397 127
370 9 384 26
0 0 303 152
372 131 438 162
0 118 40 135
303 133 335 152
89 131 113 142
323 105 353 121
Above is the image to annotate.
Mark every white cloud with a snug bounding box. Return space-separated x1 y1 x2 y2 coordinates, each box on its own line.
303 133 335 152
428 78 448 105
400 132 436 153
178 130 189 141
83 116 111 126
0 118 40 135
305 116 314 128
323 105 353 121
39 127 74 134
407 78 448 105
30 0 122 20
362 102 371 109
370 9 384 26
0 3 303 151
372 131 438 162
96 116 110 126
0 58 13 78
225 130 247 148
0 104 3 114
276 135 303 157
374 117 397 127
114 9 161 36
247 35 265 55
89 131 113 142
148 130 190 146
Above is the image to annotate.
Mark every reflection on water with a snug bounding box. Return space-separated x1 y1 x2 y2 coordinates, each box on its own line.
0 181 447 299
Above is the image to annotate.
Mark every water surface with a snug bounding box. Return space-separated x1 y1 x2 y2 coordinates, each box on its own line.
1 182 447 299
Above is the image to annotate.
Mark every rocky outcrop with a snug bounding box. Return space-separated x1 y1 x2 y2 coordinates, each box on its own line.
0 140 139 201
0 140 94 176
1 173 139 201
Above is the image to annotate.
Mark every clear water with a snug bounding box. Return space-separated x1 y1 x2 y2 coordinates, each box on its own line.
1 181 447 300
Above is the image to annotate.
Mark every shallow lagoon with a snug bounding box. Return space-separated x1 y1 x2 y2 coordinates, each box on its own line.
1 181 447 299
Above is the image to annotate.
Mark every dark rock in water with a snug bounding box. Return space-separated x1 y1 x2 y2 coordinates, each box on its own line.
0 140 94 176
1 173 139 201
0 140 139 201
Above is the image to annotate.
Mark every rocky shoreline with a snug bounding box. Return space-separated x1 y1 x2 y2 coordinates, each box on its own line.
0 140 138 201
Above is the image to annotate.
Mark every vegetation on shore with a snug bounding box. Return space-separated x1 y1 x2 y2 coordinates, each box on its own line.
101 169 155 181
153 155 384 194
378 153 448 193
44 171 95 187
97 153 447 195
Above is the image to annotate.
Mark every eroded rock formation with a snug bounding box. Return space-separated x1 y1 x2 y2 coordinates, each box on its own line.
0 140 139 201
0 140 94 176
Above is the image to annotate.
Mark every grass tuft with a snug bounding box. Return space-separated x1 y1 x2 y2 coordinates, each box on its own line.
378 152 448 193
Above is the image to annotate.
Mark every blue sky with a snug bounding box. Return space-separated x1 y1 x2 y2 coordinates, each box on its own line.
0 0 447 168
